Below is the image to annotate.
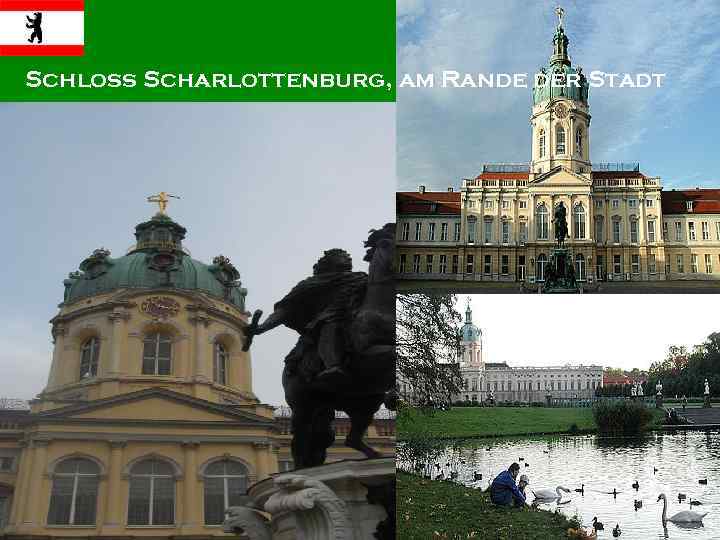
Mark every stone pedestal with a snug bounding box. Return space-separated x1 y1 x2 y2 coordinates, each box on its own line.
224 457 394 540
704 395 711 408
656 394 663 409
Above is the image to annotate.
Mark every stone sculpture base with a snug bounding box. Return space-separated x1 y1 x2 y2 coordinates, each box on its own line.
704 395 712 408
225 457 394 540
656 394 663 408
542 247 580 293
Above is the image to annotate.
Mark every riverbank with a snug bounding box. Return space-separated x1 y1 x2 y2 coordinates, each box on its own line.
399 406 667 440
397 471 580 539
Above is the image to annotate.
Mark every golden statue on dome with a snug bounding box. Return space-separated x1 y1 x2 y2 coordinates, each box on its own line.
555 5 564 28
147 191 180 215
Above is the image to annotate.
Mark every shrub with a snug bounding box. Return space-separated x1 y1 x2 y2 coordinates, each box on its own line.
592 400 653 435
568 423 579 434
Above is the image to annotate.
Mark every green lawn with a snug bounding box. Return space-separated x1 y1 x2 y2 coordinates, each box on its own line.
399 406 667 440
398 471 579 540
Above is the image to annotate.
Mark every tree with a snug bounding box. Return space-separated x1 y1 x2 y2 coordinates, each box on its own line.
396 293 463 408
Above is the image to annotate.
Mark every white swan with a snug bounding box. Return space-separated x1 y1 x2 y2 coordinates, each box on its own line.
533 486 571 499
657 493 708 523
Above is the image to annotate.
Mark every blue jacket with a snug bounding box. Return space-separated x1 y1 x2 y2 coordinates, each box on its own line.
489 470 526 506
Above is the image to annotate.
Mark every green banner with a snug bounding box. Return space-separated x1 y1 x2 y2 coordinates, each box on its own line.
0 0 395 101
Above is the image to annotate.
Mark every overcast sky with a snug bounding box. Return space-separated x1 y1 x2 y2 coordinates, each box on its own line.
397 0 720 190
0 103 395 404
457 294 717 372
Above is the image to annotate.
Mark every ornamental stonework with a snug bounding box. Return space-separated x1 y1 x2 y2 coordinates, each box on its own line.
140 296 180 319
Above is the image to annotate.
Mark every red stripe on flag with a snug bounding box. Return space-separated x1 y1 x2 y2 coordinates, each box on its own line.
0 44 83 55
0 0 84 10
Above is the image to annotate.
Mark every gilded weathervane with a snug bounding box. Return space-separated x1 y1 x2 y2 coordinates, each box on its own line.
147 191 180 215
555 5 564 29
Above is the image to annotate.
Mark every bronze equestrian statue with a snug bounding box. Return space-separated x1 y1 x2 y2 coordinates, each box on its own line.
553 201 569 247
243 224 396 468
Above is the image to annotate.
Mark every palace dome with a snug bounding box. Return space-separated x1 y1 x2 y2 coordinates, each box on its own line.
461 302 482 342
62 213 246 308
532 25 589 106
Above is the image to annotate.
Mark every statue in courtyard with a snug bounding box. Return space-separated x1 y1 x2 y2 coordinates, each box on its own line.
631 384 637 398
637 382 644 397
656 381 663 396
705 379 710 395
243 224 396 468
553 202 568 248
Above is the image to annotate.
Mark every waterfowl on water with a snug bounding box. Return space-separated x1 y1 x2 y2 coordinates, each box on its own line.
435 472 444 480
534 486 571 499
689 499 702 506
657 493 708 523
525 462 530 467
653 467 659 474
473 472 482 481
519 457 524 461
592 517 604 530
450 471 458 479
612 523 621 537
485 447 491 451
634 500 642 510
678 493 687 502
699 478 708 485
632 481 639 490
575 484 585 494
543 450 550 454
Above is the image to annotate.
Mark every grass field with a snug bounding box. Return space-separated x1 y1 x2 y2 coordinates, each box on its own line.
397 471 579 539
399 406 667 440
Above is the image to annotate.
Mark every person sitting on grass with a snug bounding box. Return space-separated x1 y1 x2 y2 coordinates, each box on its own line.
489 462 526 507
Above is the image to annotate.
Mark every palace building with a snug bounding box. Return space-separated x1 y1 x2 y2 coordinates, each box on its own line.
453 301 602 404
396 15 720 285
0 203 394 538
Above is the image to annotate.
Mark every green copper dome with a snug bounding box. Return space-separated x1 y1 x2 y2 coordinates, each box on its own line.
532 24 589 106
62 213 246 309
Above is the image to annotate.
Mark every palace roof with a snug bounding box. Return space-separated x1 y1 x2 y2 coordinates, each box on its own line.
661 189 720 215
396 191 461 215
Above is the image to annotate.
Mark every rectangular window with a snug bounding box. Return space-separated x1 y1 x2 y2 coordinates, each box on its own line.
677 254 684 273
399 254 406 273
716 222 720 241
705 254 712 274
648 254 656 274
483 255 491 274
518 255 526 280
441 223 448 241
0 456 14 472
595 199 603 208
689 222 696 241
501 255 509 275
502 200 509 209
631 254 640 274
519 200 527 209
414 222 422 241
412 254 421 273
468 200 475 209
428 223 436 241
613 221 621 243
663 221 668 241
484 200 493 210
595 219 604 243
454 223 461 242
467 220 476 243
647 220 656 243
628 199 637 208
613 255 621 274
702 222 709 240
675 222 682 241
401 222 409 241
466 254 474 274
425 254 433 274
452 255 459 274
519 222 528 243
502 221 510 243
692 254 699 273
484 221 492 244
630 220 638 243
439 255 447 274
612 199 619 209
646 198 654 207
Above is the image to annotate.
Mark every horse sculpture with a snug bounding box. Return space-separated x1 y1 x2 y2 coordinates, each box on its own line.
243 224 396 468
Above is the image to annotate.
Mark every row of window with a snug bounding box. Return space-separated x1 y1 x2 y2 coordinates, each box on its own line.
464 379 599 391
594 217 656 244
594 198 656 209
537 126 583 157
46 457 248 527
400 221 461 242
78 335 230 385
663 221 720 242
466 199 529 210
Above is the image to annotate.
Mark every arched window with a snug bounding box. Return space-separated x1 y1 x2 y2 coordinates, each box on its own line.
47 458 100 525
79 337 100 379
573 203 586 239
556 125 566 154
575 254 586 281
203 459 248 525
536 254 548 282
213 343 229 385
538 129 546 158
127 459 175 525
142 333 172 375
575 127 583 155
536 203 549 240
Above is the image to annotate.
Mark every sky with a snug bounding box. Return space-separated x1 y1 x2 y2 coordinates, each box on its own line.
0 103 395 404
397 0 720 191
457 294 717 372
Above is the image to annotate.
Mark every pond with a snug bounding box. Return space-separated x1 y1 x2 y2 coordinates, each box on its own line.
402 431 720 539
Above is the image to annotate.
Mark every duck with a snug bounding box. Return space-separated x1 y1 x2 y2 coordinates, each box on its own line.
533 486 571 499
519 457 524 461
592 517 604 530
699 478 708 485
657 493 708 523
574 484 585 494
525 462 530 467
634 499 642 510
485 447 491 451
612 523 621 537
689 499 702 506
450 471 458 479
473 472 483 481
653 467 658 474
435 472 444 480
543 450 550 454
678 493 687 502
632 480 639 490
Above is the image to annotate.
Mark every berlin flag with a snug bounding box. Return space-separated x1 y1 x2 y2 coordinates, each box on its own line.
0 0 84 56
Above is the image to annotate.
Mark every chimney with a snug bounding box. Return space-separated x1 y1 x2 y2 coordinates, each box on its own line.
447 187 454 192
418 185 426 194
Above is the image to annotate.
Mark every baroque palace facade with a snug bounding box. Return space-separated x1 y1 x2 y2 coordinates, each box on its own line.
397 17 720 284
453 302 602 404
0 206 394 538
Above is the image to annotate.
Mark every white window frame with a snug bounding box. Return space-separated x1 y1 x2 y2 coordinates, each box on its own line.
428 222 436 241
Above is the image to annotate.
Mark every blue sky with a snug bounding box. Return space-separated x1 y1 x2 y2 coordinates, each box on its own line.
397 0 720 190
0 103 395 404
